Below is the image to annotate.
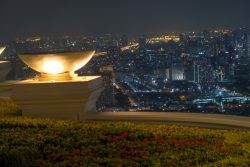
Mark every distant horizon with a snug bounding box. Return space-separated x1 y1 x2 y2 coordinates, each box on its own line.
1 0 250 40
1 26 249 41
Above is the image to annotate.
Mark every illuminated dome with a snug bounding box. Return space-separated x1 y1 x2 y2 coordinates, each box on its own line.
19 51 95 81
19 51 95 74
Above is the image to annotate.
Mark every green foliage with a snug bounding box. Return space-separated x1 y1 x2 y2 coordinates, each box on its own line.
0 100 21 117
0 101 250 166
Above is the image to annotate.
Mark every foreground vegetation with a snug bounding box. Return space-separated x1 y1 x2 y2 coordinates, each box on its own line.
0 101 250 166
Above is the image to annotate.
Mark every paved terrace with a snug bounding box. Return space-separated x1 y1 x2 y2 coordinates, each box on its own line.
86 112 250 130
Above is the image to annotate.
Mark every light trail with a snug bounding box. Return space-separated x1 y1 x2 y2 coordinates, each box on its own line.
94 43 139 57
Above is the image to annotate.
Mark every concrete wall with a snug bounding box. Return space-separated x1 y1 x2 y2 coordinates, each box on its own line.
0 61 10 82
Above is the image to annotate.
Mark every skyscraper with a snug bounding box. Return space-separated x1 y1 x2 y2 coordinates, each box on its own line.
244 31 250 61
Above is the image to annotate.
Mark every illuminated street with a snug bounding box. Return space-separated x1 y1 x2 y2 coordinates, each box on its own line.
94 43 139 57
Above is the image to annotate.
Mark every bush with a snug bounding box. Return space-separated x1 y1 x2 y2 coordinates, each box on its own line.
0 101 249 166
0 100 21 117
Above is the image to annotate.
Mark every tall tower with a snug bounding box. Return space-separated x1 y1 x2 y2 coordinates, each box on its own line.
244 31 250 60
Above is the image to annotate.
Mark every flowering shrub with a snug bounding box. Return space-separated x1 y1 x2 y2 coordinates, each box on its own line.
0 102 250 166
0 100 21 117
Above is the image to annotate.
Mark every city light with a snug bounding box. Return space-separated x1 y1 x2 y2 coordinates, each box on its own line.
149 35 180 42
2 1 250 166
19 51 95 76
42 60 64 74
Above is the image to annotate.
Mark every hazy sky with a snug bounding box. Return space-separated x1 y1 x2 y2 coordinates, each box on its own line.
1 0 250 39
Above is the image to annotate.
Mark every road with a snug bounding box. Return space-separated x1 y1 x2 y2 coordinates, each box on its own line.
0 80 18 100
86 112 250 130
115 82 137 107
94 43 139 57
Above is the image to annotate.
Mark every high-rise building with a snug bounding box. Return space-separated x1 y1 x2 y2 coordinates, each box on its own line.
184 61 195 81
120 35 128 46
243 31 250 60
234 64 250 81
167 63 185 81
223 33 231 50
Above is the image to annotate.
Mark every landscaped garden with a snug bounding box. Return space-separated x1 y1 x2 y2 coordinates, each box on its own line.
0 101 250 167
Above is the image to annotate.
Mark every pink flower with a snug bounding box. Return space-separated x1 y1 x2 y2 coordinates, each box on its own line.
47 153 65 161
121 131 129 140
195 139 207 146
143 138 149 144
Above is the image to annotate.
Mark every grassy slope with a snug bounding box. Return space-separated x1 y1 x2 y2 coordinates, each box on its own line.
0 101 250 167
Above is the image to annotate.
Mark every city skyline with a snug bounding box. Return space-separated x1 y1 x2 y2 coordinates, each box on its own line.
1 1 250 166
1 0 250 39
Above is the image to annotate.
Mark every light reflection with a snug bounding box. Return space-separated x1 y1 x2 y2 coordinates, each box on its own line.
0 47 6 55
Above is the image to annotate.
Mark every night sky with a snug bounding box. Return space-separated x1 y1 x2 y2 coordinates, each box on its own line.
1 0 250 39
